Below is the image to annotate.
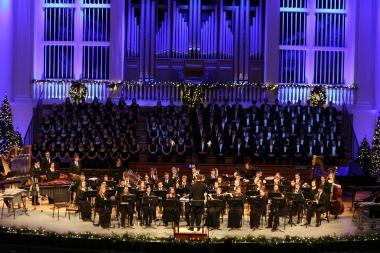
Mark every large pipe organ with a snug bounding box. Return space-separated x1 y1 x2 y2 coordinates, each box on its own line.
124 0 265 83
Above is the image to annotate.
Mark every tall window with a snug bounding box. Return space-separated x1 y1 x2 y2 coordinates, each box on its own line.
279 0 307 84
279 0 347 85
42 0 110 80
314 0 346 84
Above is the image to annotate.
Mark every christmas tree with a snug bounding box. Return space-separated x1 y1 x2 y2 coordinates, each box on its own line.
0 96 23 155
357 137 372 176
370 117 380 176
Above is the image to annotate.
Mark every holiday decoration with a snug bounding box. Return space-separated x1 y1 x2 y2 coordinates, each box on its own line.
370 117 380 176
0 226 379 246
182 85 204 107
33 79 358 91
309 86 327 107
358 137 372 176
0 96 23 155
68 81 88 103
358 137 373 175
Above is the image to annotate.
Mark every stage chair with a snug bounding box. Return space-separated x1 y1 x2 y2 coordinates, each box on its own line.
52 190 70 221
65 201 79 220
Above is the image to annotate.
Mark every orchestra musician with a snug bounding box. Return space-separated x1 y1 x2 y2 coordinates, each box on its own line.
267 184 285 232
305 185 328 227
46 162 60 181
95 185 113 228
70 154 82 174
249 189 267 230
227 186 245 229
206 187 224 229
289 182 304 224
118 186 136 228
142 186 156 226
76 180 92 221
121 174 136 188
41 151 53 175
162 187 179 226
189 174 208 231
29 160 41 205
136 180 147 220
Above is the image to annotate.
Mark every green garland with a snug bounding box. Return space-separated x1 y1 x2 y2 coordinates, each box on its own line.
0 226 379 246
310 86 327 107
33 79 358 91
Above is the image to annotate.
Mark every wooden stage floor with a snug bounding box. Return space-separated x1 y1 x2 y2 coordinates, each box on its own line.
0 197 359 239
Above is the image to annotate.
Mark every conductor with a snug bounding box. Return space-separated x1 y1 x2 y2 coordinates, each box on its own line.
189 174 208 231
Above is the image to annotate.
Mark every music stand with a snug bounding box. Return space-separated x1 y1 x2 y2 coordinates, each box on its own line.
106 180 117 189
153 190 167 201
142 196 158 228
286 192 303 226
268 192 283 200
176 187 187 196
271 197 286 232
120 194 136 228
220 185 230 193
208 189 216 195
246 190 259 197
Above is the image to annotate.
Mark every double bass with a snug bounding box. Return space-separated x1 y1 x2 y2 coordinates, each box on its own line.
328 168 344 216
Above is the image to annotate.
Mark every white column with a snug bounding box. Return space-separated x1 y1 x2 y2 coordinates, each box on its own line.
74 0 83 79
12 0 34 101
344 0 357 87
263 0 280 85
33 0 43 80
305 0 316 84
354 0 376 108
375 0 380 112
0 0 13 99
109 0 125 80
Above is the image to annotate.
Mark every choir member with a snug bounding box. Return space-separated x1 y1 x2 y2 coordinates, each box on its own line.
76 180 92 221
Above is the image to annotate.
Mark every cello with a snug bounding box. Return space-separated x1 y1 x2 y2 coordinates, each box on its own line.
328 168 344 217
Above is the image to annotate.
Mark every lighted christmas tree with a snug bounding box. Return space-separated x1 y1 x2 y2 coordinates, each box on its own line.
357 137 372 176
0 96 23 155
370 117 380 176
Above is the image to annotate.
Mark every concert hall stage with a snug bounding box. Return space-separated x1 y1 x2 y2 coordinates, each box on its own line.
1 198 378 253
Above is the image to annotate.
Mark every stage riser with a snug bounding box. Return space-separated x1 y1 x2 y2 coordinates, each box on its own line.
60 164 312 180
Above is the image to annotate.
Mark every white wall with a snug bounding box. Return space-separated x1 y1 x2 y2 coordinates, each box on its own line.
0 0 13 100
352 0 379 143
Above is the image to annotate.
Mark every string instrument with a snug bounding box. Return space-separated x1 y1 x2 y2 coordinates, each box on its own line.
328 168 344 216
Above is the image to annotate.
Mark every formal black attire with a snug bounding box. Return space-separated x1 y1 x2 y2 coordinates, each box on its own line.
249 195 267 228
70 160 82 174
142 192 157 226
227 194 244 228
189 181 208 228
162 195 179 225
76 188 92 221
206 194 224 228
95 194 112 228
119 193 136 227
306 191 328 225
